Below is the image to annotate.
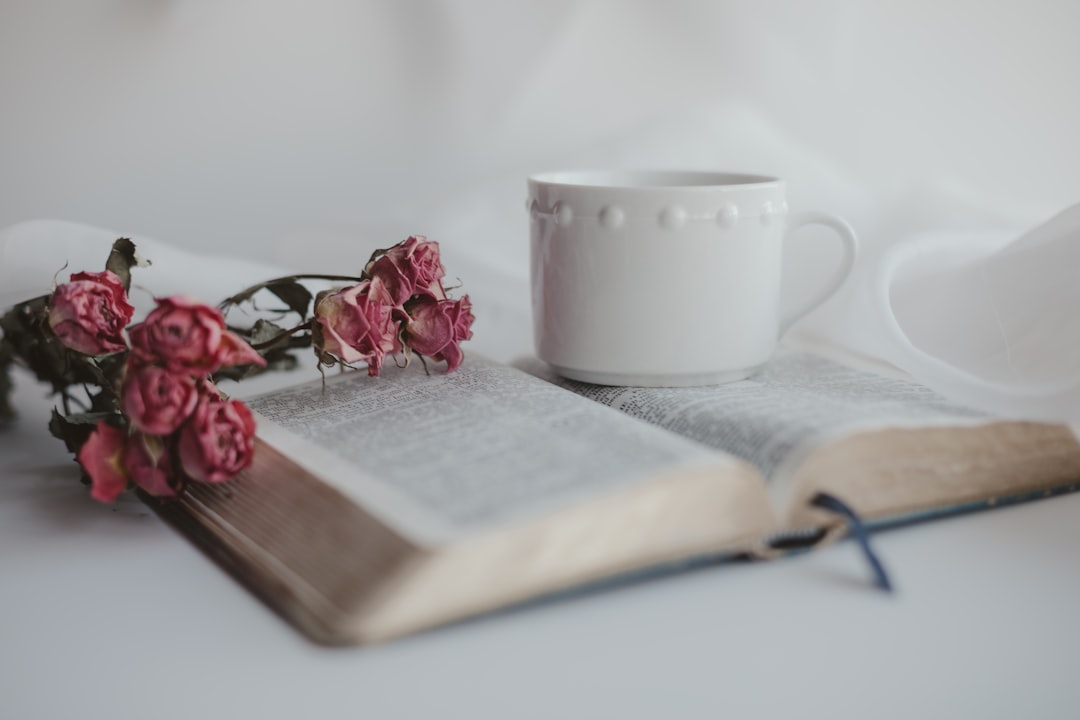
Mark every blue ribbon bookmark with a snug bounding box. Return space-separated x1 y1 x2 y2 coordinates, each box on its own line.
810 492 893 593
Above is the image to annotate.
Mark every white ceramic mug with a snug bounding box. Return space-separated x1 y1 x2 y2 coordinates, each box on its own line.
528 170 857 386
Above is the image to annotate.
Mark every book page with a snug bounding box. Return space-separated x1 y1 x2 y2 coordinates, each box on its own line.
518 350 989 502
245 356 727 545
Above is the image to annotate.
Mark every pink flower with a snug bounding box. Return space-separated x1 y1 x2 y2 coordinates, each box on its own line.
48 270 134 355
77 421 129 503
404 295 474 372
178 383 257 484
313 280 401 376
128 295 265 374
121 362 198 435
124 433 176 497
367 236 446 305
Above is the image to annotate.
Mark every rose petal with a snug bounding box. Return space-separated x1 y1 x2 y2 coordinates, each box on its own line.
435 341 464 372
124 434 177 497
404 297 455 356
216 331 268 369
77 422 129 503
367 256 414 306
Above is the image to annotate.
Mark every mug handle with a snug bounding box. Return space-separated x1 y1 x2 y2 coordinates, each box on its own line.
779 211 858 335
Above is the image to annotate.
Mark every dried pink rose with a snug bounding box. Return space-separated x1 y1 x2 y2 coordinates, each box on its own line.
404 294 474 372
368 235 446 304
121 362 198 435
313 280 401 376
48 270 134 356
178 383 257 484
128 295 265 374
77 421 129 503
124 433 176 497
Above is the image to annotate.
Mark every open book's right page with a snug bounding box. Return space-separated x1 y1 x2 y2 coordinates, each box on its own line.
521 350 1080 528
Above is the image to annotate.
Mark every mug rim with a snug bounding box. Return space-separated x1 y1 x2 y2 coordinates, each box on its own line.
528 169 781 190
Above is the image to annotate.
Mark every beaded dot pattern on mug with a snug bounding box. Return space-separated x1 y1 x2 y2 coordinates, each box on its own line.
528 200 788 228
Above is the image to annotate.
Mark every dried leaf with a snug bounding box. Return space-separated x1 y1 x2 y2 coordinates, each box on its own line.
93 353 127 390
0 296 99 392
220 274 360 315
250 318 288 346
0 343 13 425
88 386 120 414
105 238 144 291
213 351 299 382
266 281 313 318
48 409 113 454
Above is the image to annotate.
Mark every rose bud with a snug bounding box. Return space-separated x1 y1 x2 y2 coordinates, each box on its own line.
178 384 257 484
128 295 265 374
404 295 474 372
48 270 134 356
77 421 129 503
312 280 401 376
367 235 446 304
121 362 199 435
124 433 176 497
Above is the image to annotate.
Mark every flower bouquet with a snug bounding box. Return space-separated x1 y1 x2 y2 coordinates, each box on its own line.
0 235 473 503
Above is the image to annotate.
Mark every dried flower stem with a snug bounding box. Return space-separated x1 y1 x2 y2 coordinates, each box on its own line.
250 321 313 351
219 274 363 314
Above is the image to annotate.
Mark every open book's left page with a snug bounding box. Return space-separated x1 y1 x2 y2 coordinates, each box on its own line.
244 355 741 545
154 355 773 643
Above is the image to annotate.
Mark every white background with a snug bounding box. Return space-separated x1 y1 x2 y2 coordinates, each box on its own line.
3 1 1079 272
3 2 1080 718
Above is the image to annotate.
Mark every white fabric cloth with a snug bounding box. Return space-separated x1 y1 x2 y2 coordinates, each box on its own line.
0 220 286 316
796 204 1080 421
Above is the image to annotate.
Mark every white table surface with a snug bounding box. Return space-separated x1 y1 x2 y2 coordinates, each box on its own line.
3 369 1080 720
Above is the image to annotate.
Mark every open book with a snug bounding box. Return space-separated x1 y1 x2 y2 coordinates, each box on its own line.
149 351 1080 645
